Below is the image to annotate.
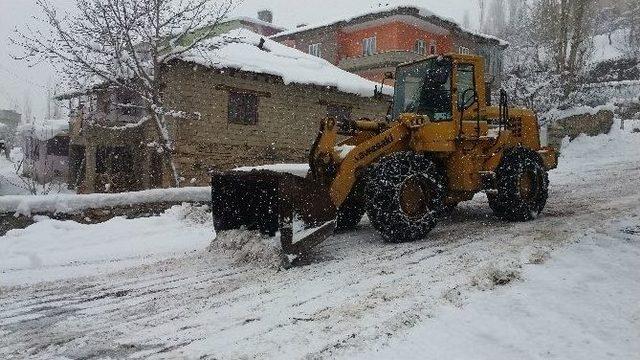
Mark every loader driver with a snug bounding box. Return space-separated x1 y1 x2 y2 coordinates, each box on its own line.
396 58 452 121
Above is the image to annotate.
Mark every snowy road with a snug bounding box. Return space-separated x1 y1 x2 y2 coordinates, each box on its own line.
1 126 639 359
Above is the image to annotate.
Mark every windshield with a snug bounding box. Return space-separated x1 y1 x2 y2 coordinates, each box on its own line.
392 57 453 121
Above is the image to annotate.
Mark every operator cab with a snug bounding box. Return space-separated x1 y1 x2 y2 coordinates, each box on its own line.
393 56 453 121
392 54 489 140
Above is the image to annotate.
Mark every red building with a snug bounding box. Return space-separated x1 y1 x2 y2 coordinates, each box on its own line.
272 5 507 88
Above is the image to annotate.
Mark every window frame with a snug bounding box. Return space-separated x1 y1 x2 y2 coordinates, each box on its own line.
458 46 471 55
46 136 70 157
228 91 259 125
415 39 426 55
429 40 437 55
326 104 352 123
362 36 377 56
308 43 322 57
456 63 477 110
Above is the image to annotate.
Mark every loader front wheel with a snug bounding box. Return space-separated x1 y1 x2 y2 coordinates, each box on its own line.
489 148 549 221
366 152 446 243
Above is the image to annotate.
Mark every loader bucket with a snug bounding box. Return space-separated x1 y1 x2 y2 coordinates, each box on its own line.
211 170 337 264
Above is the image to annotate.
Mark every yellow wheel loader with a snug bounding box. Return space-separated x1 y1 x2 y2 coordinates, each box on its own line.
211 54 558 265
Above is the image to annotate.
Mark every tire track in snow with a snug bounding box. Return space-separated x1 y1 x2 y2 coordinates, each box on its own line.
1 148 640 359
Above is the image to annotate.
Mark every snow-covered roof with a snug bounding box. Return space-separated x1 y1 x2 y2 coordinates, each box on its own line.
273 3 508 46
227 16 286 31
174 29 393 98
17 119 69 142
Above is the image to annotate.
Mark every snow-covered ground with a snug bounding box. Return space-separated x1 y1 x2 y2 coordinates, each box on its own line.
1 120 639 359
1 204 214 286
356 219 640 360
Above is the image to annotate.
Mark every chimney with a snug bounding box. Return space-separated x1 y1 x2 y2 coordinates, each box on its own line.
258 9 273 23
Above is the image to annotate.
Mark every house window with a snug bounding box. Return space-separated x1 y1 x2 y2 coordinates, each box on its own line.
115 91 141 116
429 41 437 55
308 43 322 57
327 104 352 128
362 36 376 56
47 136 70 156
228 91 259 125
96 146 134 174
415 40 426 55
458 46 472 55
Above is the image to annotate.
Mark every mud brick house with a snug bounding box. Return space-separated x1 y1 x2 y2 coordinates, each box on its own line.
272 4 508 89
17 119 70 184
63 30 391 194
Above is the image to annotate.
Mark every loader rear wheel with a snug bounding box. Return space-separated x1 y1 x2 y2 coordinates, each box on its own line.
489 148 549 221
366 152 446 243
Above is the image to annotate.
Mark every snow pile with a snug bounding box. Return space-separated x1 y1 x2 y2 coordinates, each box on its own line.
234 163 309 177
176 29 393 98
558 118 640 167
209 229 282 269
0 186 211 216
0 204 214 286
17 119 69 142
166 202 212 225
470 260 522 291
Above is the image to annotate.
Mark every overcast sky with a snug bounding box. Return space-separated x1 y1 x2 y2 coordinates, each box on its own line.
0 0 477 120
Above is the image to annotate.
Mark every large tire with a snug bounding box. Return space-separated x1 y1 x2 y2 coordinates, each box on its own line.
365 152 447 243
488 147 549 221
335 183 366 231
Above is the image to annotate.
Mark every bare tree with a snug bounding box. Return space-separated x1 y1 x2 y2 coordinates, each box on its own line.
485 0 507 37
12 0 234 187
462 10 471 30
623 0 640 57
22 93 33 125
478 0 488 32
531 0 596 80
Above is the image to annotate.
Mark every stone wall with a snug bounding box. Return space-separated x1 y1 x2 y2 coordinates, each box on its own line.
162 61 390 186
547 110 614 150
70 61 390 191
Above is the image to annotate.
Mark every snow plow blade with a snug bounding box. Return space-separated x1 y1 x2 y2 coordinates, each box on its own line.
211 170 337 265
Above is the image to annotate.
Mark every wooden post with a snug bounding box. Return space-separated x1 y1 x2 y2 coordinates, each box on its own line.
85 145 97 193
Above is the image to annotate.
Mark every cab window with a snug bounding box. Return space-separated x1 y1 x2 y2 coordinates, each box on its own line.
393 57 453 121
457 64 476 108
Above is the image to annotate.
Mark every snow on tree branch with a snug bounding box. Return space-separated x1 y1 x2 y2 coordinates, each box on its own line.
11 0 235 187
